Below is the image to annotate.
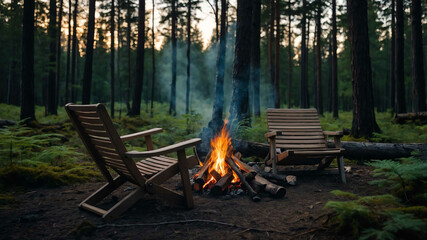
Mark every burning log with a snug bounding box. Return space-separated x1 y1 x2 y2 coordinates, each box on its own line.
226 157 261 202
211 172 234 196
193 150 212 188
232 155 257 175
210 169 221 182
252 165 297 186
251 176 286 198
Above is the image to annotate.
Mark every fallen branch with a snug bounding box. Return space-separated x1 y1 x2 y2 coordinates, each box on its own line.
97 219 290 235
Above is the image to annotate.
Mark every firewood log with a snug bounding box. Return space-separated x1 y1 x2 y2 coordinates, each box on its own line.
226 157 261 202
251 176 286 198
252 165 297 186
211 172 234 196
210 169 221 182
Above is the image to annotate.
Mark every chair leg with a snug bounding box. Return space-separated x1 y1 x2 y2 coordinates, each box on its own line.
103 187 145 222
80 176 126 207
177 150 194 209
337 156 346 184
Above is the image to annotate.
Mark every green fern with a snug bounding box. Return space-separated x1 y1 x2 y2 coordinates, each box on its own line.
367 158 427 203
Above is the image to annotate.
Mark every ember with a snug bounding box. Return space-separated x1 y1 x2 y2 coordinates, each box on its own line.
193 121 289 201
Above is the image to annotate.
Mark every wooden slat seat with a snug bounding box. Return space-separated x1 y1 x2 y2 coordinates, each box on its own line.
65 103 202 221
265 108 346 183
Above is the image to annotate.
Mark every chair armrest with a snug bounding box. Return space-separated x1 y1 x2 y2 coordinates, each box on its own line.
323 131 343 137
264 131 276 138
125 138 202 158
120 128 163 141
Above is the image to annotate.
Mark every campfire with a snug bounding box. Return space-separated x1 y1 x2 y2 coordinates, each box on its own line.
193 121 293 201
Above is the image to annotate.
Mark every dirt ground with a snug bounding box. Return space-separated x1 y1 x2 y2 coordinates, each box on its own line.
0 164 379 240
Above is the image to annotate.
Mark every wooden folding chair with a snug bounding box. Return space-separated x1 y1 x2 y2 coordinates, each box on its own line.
265 108 346 183
65 103 201 221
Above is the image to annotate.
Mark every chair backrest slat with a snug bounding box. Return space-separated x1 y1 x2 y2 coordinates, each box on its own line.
65 103 146 185
267 108 327 150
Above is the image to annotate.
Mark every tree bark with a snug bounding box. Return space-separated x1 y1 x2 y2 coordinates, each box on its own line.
251 0 261 116
347 0 380 138
21 0 35 121
300 0 308 108
229 0 251 127
65 0 71 103
70 0 78 103
411 0 426 112
390 0 395 112
169 0 177 116
331 0 338 118
130 0 145 116
209 0 227 131
56 0 63 108
117 0 122 118
315 0 322 115
110 0 115 118
185 0 191 114
394 0 405 114
47 0 57 115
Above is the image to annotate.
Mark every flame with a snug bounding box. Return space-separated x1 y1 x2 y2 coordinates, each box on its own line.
202 120 239 189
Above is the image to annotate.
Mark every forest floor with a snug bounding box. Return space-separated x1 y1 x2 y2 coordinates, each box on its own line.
0 164 379 240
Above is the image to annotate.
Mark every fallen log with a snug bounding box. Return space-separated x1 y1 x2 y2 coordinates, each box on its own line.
395 112 427 124
229 139 427 160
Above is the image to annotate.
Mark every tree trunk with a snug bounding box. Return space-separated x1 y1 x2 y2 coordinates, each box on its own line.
110 0 115 118
327 39 332 112
251 0 261 116
300 0 308 108
347 0 380 138
268 0 275 108
21 0 35 121
185 0 191 114
315 0 322 115
56 0 63 108
169 0 177 116
130 0 145 116
287 0 292 109
82 0 95 104
209 0 228 131
215 0 219 41
117 0 122 118
65 0 71 103
274 0 280 108
229 0 251 127
126 0 131 113
390 0 395 112
70 0 78 103
47 0 57 115
150 0 156 117
331 0 338 118
411 0 426 112
8 0 20 107
394 0 405 114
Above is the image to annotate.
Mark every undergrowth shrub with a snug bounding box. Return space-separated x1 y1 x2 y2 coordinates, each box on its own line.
324 156 427 239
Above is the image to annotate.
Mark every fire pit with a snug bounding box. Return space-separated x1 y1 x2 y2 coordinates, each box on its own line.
193 121 291 201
